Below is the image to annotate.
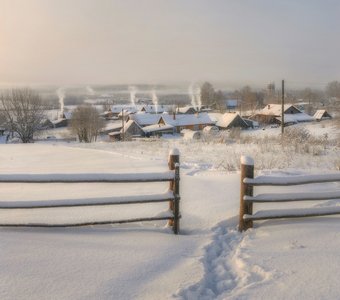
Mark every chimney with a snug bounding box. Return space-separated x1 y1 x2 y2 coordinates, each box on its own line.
267 104 271 109
173 112 176 120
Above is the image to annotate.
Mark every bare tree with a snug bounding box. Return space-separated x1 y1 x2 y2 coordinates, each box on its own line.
200 82 215 107
0 88 47 143
200 82 225 110
70 105 104 142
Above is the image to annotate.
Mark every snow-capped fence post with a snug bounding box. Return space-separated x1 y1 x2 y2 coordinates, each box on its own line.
239 156 254 232
168 148 180 234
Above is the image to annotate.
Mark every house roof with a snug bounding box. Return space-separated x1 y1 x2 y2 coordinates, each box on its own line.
142 124 174 133
103 122 123 132
129 113 162 126
276 113 314 124
176 106 197 114
140 105 168 113
216 112 248 128
314 110 332 120
122 120 143 133
257 104 302 116
160 112 214 127
110 105 138 114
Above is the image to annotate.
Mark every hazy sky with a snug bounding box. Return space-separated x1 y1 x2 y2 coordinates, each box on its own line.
1 0 340 88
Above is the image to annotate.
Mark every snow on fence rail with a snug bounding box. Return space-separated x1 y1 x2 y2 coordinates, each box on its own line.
239 156 340 231
0 149 181 234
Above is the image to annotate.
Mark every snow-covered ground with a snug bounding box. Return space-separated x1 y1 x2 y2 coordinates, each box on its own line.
0 122 340 299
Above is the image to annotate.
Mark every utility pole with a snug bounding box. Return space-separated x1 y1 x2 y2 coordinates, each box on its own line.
121 109 125 141
281 79 285 135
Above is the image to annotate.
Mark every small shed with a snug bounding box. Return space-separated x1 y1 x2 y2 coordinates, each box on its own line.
314 110 332 121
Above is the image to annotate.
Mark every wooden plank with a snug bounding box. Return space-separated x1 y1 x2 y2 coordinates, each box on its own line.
244 206 340 221
0 172 175 183
244 173 340 186
0 192 177 209
0 216 176 227
244 191 340 203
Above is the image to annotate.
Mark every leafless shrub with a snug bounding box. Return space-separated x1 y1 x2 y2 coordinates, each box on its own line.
70 105 104 142
228 127 241 140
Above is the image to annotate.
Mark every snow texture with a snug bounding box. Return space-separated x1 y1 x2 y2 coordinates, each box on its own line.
240 156 254 166
1 139 340 300
244 173 340 186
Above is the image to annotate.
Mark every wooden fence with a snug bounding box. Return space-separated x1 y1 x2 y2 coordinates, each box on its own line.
0 149 181 234
239 156 340 231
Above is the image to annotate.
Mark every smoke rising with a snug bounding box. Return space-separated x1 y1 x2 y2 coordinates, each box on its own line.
56 87 65 116
129 86 137 106
151 90 158 113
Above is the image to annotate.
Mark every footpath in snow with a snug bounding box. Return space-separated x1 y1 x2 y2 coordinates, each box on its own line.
0 143 340 299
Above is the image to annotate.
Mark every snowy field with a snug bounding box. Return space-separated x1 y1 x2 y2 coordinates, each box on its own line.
0 123 340 300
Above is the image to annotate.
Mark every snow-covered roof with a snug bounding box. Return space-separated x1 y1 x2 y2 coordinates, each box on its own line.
110 105 138 114
140 105 169 114
129 113 162 126
122 120 143 133
142 124 174 133
276 113 314 124
104 122 123 131
216 113 248 128
62 112 71 119
208 113 223 123
51 118 68 125
314 110 332 120
160 113 214 127
257 104 302 116
176 106 197 114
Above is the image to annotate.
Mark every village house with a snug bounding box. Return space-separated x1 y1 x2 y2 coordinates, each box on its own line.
211 112 250 130
251 104 314 125
108 120 144 141
157 112 215 133
109 112 215 140
127 113 162 127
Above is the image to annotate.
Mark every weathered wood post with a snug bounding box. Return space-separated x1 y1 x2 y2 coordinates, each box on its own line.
239 156 254 232
168 148 180 234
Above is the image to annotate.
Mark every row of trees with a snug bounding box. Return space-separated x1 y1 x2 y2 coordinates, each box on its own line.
0 88 103 143
201 80 340 114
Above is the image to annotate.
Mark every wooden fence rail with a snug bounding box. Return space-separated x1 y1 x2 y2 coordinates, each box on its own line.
0 149 181 234
239 156 340 231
